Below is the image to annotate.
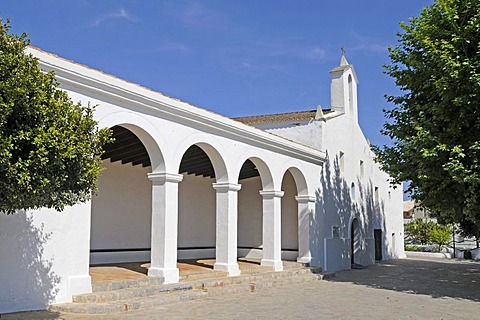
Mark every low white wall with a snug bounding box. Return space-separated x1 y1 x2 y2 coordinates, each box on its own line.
472 248 480 260
406 251 453 259
0 203 91 313
324 238 351 272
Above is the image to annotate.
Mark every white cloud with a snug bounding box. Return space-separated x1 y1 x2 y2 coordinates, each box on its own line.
89 8 137 28
166 1 226 30
130 43 191 55
303 47 327 61
350 43 389 54
349 32 389 55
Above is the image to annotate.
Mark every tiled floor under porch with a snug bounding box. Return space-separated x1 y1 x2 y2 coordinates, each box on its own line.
89 258 301 285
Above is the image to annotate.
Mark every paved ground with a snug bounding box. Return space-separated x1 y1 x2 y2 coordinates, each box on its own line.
3 257 479 319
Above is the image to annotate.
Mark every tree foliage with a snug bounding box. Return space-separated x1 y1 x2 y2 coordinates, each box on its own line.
429 223 453 251
404 219 452 251
373 0 480 237
404 218 435 245
0 19 111 214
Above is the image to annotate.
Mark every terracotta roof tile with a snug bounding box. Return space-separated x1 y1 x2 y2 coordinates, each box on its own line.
233 109 333 125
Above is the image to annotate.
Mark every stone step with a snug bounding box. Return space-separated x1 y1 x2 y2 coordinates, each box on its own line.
92 276 164 292
50 290 209 314
49 267 333 315
193 267 323 289
180 270 229 281
50 273 323 314
73 282 193 303
203 273 323 296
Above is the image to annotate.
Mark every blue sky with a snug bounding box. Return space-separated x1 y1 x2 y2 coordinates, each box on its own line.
2 1 433 147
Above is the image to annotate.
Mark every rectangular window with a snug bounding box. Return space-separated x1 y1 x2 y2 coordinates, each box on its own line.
360 160 364 178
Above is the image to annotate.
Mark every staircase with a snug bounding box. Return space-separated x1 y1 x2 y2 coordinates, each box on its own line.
49 263 334 314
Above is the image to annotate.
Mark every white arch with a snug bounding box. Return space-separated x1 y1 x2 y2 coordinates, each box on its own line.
98 111 166 172
279 166 309 196
236 155 274 190
175 137 229 183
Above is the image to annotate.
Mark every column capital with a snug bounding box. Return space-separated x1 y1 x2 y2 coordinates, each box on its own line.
295 195 316 203
259 190 284 199
212 182 242 192
148 172 183 184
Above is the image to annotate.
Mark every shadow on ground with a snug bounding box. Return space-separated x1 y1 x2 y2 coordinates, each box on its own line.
328 257 480 302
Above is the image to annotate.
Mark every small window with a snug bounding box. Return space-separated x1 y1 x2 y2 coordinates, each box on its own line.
348 74 353 114
351 182 356 200
360 160 364 178
332 226 340 238
374 186 379 208
339 151 345 172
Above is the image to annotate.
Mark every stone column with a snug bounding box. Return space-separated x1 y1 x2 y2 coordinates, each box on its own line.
147 172 183 283
260 190 284 271
212 182 242 276
295 195 316 264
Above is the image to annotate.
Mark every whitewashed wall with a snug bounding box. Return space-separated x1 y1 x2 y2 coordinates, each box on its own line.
0 204 91 313
91 160 152 264
281 170 299 251
178 174 216 258
238 176 263 252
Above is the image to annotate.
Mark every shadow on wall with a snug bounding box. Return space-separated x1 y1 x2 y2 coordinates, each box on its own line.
311 152 379 271
0 211 60 313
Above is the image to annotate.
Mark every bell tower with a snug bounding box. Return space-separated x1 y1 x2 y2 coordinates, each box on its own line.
329 50 359 122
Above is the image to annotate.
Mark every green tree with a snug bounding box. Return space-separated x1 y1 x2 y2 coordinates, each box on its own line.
0 18 111 214
404 218 435 245
430 223 453 251
373 0 480 237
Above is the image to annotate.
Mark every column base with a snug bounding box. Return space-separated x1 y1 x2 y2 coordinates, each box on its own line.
68 274 92 296
297 256 312 264
261 259 283 271
148 267 179 284
214 262 241 276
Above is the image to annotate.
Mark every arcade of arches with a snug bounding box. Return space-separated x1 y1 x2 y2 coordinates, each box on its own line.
91 125 315 283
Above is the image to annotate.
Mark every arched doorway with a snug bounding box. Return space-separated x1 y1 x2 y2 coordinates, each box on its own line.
91 125 154 265
351 218 360 265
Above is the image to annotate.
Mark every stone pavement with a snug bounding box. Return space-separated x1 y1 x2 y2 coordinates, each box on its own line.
3 257 479 319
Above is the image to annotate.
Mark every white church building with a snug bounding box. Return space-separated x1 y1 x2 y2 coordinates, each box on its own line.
0 47 405 313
